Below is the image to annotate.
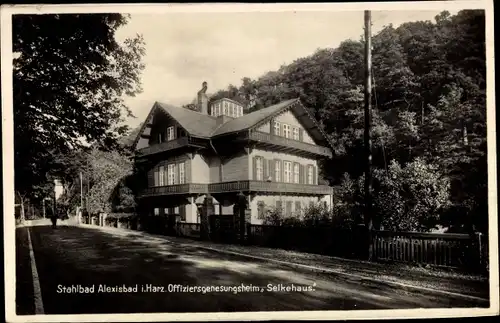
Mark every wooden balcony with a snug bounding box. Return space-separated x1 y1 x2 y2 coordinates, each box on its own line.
139 183 208 197
136 136 208 157
246 131 332 158
140 181 332 197
209 180 333 195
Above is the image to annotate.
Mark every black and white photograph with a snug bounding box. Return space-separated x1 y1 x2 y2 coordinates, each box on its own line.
2 1 498 322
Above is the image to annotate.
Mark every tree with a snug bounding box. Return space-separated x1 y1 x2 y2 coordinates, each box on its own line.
185 10 486 233
372 158 451 232
13 14 145 207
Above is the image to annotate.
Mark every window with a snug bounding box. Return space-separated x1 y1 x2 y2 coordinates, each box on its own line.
154 169 159 187
285 201 292 216
255 157 263 180
273 121 281 136
168 164 176 185
275 161 281 182
223 102 227 115
283 161 292 183
231 104 236 117
295 201 302 214
158 132 164 143
179 162 185 184
257 201 266 219
293 127 299 140
166 126 175 141
158 166 165 186
283 124 291 138
179 205 186 221
293 163 300 184
307 165 314 185
239 106 243 117
154 208 159 216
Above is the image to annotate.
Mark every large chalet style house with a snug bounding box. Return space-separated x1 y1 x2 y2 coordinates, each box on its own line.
132 82 335 226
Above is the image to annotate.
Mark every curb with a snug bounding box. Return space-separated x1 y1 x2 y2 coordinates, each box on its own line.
76 224 489 304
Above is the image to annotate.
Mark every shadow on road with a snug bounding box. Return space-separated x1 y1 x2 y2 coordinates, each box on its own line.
15 225 489 315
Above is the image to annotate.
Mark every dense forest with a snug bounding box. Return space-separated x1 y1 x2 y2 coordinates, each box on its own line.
196 10 487 233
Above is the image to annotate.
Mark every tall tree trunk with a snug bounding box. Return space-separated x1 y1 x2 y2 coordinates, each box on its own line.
463 123 468 146
421 101 425 125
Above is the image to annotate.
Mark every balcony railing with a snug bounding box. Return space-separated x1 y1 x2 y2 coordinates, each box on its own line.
209 180 333 195
140 181 332 197
139 183 208 197
246 131 332 158
136 136 208 157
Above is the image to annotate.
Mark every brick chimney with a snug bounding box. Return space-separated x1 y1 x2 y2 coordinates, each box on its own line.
197 81 208 114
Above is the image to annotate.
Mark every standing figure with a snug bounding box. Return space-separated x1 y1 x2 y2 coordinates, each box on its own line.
51 213 58 228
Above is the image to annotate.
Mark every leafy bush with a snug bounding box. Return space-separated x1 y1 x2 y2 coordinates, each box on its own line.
372 158 451 232
260 199 355 230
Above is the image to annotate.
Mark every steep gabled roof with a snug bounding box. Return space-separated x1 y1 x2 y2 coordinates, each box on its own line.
211 98 298 137
133 98 335 154
211 98 334 151
156 102 218 138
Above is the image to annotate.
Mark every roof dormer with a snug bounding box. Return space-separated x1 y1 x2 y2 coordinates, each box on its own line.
210 98 245 120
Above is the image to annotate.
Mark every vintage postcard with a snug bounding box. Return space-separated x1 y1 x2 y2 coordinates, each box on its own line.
1 1 498 322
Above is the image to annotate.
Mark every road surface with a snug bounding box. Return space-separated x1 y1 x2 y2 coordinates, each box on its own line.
15 224 488 315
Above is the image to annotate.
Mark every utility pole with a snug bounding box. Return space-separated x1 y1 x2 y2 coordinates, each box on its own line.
80 171 84 224
80 171 84 208
364 10 374 260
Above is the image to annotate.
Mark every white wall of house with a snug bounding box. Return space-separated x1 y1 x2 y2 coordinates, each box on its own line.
256 111 316 145
257 121 271 133
209 156 221 182
275 111 316 145
221 151 250 182
249 148 319 181
191 153 210 183
185 197 199 223
54 179 64 200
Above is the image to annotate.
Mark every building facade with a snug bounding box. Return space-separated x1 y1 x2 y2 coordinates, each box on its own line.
133 83 334 227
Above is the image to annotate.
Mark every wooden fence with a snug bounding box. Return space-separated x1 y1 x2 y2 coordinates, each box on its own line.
81 215 488 272
373 231 488 271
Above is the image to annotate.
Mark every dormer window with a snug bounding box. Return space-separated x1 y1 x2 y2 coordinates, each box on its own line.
293 127 299 141
167 126 175 141
210 99 244 118
158 132 164 143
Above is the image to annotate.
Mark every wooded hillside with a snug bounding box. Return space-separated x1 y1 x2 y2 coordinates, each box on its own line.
206 10 487 233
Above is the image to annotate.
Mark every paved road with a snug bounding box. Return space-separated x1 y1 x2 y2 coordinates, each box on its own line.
15 225 488 315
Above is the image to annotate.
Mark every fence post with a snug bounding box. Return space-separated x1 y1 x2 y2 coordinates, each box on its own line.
477 232 483 267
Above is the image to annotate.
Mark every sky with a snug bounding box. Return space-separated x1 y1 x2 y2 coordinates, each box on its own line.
115 9 460 128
